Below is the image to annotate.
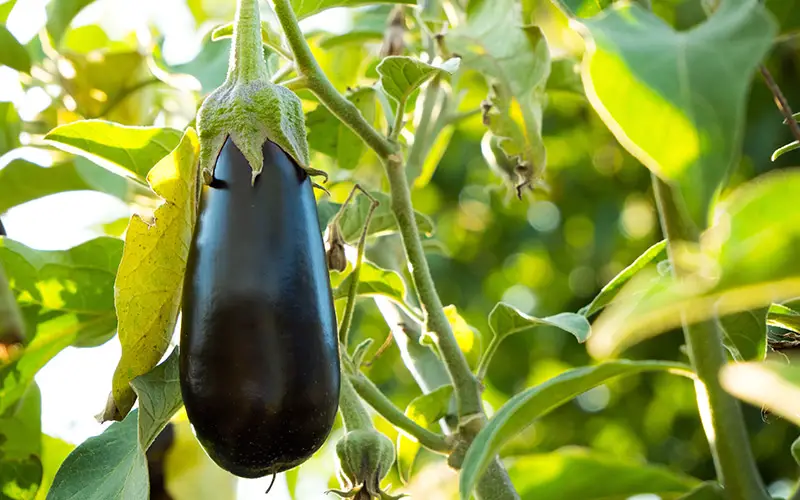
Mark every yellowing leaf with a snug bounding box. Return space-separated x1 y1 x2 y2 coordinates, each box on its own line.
110 128 199 419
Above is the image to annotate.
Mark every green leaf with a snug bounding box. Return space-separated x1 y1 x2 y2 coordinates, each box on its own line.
589 169 800 358
153 35 231 95
772 140 800 161
333 262 407 305
290 0 414 20
317 191 434 244
110 129 199 420
47 410 148 500
0 100 21 157
44 120 183 184
0 25 31 73
45 0 97 46
768 303 800 333
675 482 724 499
0 456 41 500
459 360 694 499
129 347 182 450
717 308 767 361
721 361 800 427
0 0 17 23
376 56 459 107
489 303 591 343
397 385 453 483
575 0 777 228
0 158 146 214
765 0 800 35
580 240 667 317
0 237 122 413
0 383 43 499
448 0 550 182
307 88 377 170
508 447 699 499
34 436 75 500
444 305 482 369
792 435 800 466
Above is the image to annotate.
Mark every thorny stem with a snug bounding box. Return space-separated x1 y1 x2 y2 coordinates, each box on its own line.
652 175 769 500
759 64 800 144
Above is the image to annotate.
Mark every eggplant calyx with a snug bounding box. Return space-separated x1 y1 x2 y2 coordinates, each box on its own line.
196 0 315 185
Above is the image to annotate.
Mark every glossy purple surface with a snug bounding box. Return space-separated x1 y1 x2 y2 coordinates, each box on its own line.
180 138 340 478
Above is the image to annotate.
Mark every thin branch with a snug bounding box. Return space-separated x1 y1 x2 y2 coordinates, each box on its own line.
759 64 800 144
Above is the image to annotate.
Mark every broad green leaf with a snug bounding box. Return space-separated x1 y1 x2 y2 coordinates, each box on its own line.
444 305 482 369
44 120 183 184
717 308 767 361
549 0 612 18
397 385 453 483
579 240 667 317
333 262 407 306
0 383 43 499
317 191 434 244
721 361 800 426
376 56 459 107
130 347 182 450
0 237 122 413
0 0 17 23
290 0 414 20
772 140 800 162
508 447 699 499
448 0 550 185
0 101 21 156
163 413 237 500
34 436 74 500
47 410 148 500
307 88 377 170
110 128 199 420
575 0 777 228
589 169 800 358
0 25 30 73
768 303 800 333
489 303 591 343
0 158 147 214
459 360 694 499
45 0 97 45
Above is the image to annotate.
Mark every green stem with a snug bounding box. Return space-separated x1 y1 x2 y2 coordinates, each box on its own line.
405 77 441 175
272 0 395 159
349 370 451 453
340 374 373 432
228 0 267 84
383 157 483 418
652 175 768 500
476 336 500 380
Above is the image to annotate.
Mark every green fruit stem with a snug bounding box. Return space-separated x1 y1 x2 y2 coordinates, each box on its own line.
340 374 373 433
228 0 267 84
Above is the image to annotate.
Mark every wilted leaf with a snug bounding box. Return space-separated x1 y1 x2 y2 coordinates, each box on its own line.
45 120 183 184
508 447 700 499
575 0 776 228
110 128 199 419
459 360 694 499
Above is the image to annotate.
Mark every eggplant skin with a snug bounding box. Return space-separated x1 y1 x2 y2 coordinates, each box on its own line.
180 138 340 478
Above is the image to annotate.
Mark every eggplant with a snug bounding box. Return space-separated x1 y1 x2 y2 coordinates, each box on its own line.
180 137 340 478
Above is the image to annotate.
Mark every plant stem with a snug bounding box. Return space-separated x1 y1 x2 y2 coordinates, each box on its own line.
272 0 395 159
228 0 267 84
340 374 373 432
384 156 483 418
406 77 442 176
759 64 800 144
476 336 500 380
349 370 451 453
651 175 768 500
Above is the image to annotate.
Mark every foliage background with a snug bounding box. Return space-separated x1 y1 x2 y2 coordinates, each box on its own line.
1 0 799 498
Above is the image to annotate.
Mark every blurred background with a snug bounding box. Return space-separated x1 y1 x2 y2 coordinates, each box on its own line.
1 0 800 498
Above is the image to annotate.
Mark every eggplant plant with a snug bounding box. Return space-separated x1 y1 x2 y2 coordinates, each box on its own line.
1 0 800 499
